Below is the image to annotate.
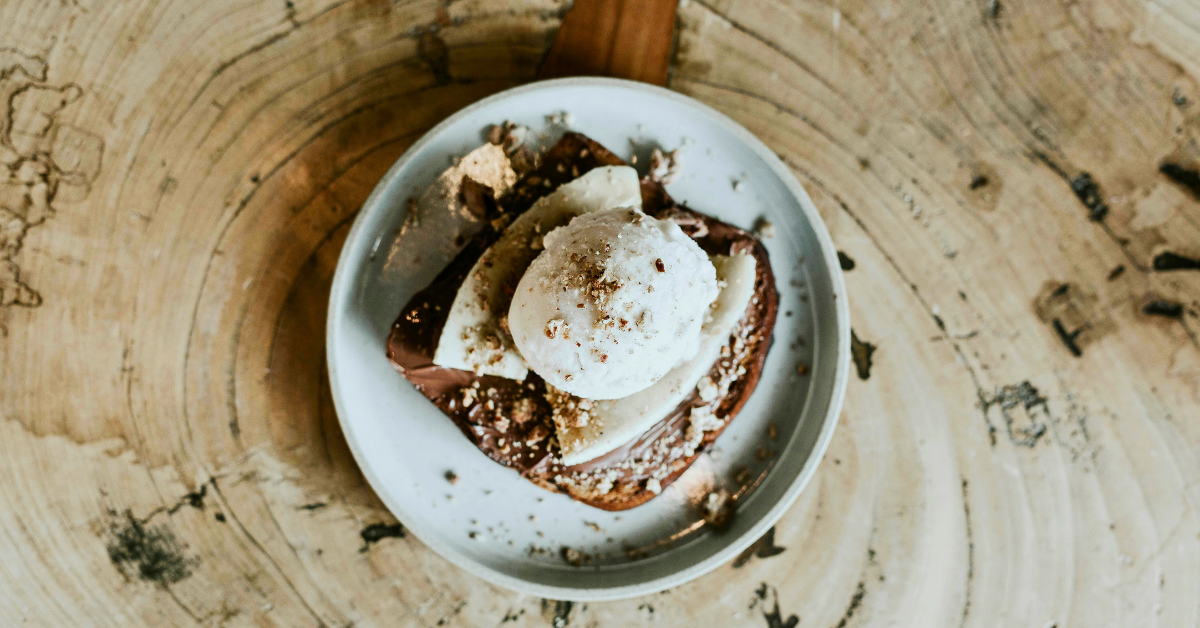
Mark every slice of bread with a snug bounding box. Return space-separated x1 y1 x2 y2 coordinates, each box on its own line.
387 133 778 510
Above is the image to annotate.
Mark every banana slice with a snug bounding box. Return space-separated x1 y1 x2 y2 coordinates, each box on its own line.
432 166 642 378
384 143 517 286
556 253 757 465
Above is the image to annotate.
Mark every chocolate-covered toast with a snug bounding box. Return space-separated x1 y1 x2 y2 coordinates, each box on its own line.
387 132 778 511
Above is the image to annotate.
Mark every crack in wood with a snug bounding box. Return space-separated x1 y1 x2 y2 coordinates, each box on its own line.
499 607 526 623
688 0 845 103
733 526 787 567
1026 151 1147 271
1152 251 1200 272
1159 162 1200 199
208 478 333 627
833 580 866 628
283 0 300 29
1068 172 1108 221
850 330 876 380
0 48 48 82
0 49 102 309
183 110 431 448
959 478 974 628
777 163 1009 449
359 522 405 552
1051 318 1083 357
751 583 798 628
136 484 211 525
677 76 852 155
184 0 329 112
1143 300 1184 319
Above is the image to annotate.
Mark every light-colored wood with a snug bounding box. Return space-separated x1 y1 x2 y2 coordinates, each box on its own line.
2 0 1199 626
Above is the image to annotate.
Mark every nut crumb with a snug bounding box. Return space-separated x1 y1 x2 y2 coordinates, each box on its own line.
753 217 775 239
562 547 585 566
648 148 683 185
654 258 665 273
546 111 575 127
511 398 535 425
702 488 734 531
767 422 778 440
796 363 809 376
734 467 753 485
404 197 420 228
445 470 459 485
545 318 567 339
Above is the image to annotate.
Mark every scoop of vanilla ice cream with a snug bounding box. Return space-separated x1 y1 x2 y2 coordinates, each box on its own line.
508 207 719 400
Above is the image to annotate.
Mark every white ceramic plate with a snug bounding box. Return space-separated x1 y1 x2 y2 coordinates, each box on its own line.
327 77 850 600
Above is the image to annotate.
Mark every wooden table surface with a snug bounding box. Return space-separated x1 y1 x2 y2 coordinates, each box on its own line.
3 0 1200 626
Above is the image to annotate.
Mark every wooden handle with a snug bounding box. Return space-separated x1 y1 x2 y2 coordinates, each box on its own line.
537 0 678 84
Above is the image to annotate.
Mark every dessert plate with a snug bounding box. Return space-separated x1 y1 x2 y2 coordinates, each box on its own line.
326 77 850 600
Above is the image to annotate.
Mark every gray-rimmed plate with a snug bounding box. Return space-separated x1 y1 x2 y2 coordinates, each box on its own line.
326 77 849 600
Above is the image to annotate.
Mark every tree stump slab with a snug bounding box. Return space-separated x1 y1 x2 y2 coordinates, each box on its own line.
2 0 1199 625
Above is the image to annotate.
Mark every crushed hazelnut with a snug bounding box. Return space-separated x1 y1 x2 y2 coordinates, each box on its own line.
486 125 504 145
511 398 535 424
404 197 420 228
753 217 776 239
702 488 734 530
562 547 585 567
734 467 753 485
545 318 567 339
648 148 683 185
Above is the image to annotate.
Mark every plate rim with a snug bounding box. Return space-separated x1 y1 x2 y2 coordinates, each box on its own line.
326 76 851 601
